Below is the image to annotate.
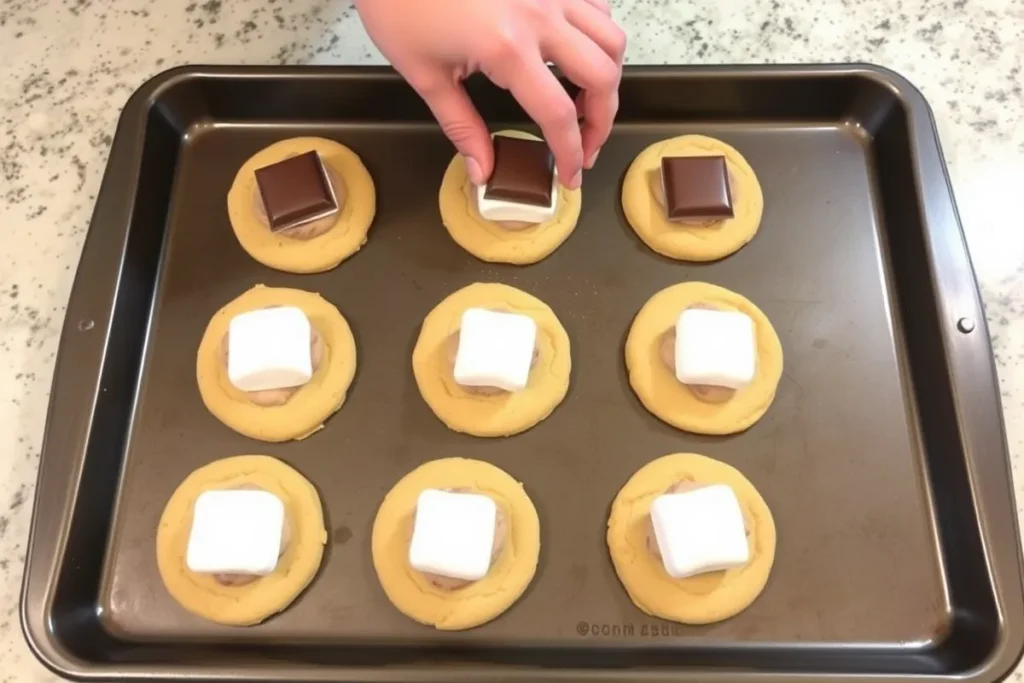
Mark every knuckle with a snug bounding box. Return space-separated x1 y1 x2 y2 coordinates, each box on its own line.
439 119 479 144
547 100 579 131
413 77 446 99
520 0 555 23
608 26 627 61
479 32 522 66
592 64 620 93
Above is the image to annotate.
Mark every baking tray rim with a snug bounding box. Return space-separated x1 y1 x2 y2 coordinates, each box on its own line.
19 62 1024 682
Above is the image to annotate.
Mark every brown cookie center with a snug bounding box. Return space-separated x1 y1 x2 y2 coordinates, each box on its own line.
202 484 292 588
251 160 347 240
496 220 536 231
220 308 325 407
660 302 736 403
444 311 539 396
416 488 508 591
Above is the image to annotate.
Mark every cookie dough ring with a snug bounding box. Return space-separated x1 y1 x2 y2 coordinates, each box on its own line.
227 137 375 273
412 282 571 437
438 130 582 264
622 135 763 261
607 453 776 625
625 282 782 435
156 455 327 626
196 285 357 442
372 458 540 630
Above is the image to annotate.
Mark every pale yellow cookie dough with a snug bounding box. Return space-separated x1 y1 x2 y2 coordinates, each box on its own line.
625 282 782 435
438 130 582 264
607 453 776 625
196 285 357 442
372 458 540 630
412 282 571 437
156 455 327 626
622 134 763 261
227 136 376 273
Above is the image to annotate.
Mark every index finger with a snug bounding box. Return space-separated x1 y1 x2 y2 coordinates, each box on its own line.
505 57 584 188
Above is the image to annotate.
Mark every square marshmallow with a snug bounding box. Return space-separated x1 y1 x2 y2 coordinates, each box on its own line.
409 489 497 581
453 308 537 392
475 172 559 224
650 485 749 579
227 306 312 392
675 308 756 389
186 489 285 576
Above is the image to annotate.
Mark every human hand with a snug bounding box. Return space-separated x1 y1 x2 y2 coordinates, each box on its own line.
354 0 625 190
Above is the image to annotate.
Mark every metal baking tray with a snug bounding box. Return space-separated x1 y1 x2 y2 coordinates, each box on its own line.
21 65 1024 682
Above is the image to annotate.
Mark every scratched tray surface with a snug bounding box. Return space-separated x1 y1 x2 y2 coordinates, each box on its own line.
22 67 1024 682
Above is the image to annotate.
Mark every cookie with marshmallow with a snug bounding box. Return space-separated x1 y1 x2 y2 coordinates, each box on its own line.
413 282 571 437
197 285 357 442
625 282 783 435
156 455 327 626
372 457 541 630
607 452 777 625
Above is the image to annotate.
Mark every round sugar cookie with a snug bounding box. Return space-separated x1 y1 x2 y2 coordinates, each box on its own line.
156 455 327 626
625 281 782 435
412 282 571 437
438 130 581 264
372 458 540 630
607 453 776 625
196 285 357 442
622 135 763 261
227 137 375 273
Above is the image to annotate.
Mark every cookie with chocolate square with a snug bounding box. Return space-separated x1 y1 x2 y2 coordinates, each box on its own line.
622 135 763 262
228 137 376 273
439 129 582 265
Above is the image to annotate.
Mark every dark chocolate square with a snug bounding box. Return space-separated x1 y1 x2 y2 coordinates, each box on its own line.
660 155 734 221
484 136 555 207
254 151 338 231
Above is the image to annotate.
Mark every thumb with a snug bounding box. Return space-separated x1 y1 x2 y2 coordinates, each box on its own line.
413 76 493 185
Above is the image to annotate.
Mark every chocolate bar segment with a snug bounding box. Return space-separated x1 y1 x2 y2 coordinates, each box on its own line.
254 151 338 232
660 155 734 221
484 136 555 207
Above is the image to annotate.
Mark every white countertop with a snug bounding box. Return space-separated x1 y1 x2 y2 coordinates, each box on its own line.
1 0 1022 679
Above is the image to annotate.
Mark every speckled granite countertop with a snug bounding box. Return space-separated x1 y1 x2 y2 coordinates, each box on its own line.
1 0 1022 680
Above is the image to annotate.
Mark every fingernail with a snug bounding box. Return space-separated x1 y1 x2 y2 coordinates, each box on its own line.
585 150 600 169
464 156 485 185
568 169 583 190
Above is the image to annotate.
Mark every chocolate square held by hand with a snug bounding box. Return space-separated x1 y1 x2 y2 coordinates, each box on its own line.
484 135 555 207
254 151 338 232
660 155 734 221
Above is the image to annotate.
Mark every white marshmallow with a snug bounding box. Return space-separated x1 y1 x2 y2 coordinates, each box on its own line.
650 485 749 579
475 171 559 224
675 308 756 389
409 489 497 581
453 308 537 392
227 306 312 392
186 489 285 576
